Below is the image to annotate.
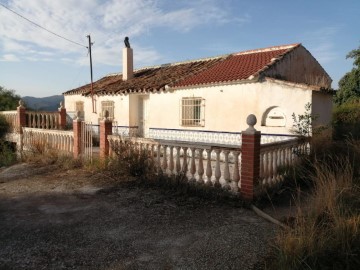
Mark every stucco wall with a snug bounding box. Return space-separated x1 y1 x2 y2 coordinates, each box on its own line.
64 94 129 126
64 79 332 143
263 45 332 88
147 80 313 135
312 91 333 127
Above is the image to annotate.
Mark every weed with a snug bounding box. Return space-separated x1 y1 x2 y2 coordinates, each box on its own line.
268 147 360 269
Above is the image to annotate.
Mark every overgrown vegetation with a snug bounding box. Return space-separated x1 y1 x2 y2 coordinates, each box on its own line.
258 100 360 269
106 137 245 205
267 140 360 269
333 100 360 140
0 114 17 167
0 85 20 111
335 45 360 105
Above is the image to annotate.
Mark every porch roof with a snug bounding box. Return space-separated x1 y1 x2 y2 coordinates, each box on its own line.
63 43 302 96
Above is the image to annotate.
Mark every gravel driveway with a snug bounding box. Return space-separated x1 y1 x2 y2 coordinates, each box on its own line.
0 164 277 269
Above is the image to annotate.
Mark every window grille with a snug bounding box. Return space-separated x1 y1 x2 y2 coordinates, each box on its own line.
75 101 84 112
75 101 84 118
101 101 115 119
180 97 205 127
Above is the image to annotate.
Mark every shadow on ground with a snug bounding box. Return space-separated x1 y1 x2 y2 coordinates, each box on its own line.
0 164 277 270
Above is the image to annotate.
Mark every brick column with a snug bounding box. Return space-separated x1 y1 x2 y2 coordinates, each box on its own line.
17 100 26 133
100 112 112 159
240 114 261 201
58 101 67 130
73 117 82 159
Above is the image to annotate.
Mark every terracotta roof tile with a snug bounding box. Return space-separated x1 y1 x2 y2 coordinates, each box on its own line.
174 44 300 87
63 43 300 95
64 57 226 96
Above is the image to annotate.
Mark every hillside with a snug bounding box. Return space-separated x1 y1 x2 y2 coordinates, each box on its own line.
22 95 64 111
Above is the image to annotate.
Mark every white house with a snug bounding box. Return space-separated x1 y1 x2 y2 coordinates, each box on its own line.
63 42 333 145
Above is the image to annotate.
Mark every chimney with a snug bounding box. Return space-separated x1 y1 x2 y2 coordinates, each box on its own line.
122 36 133 80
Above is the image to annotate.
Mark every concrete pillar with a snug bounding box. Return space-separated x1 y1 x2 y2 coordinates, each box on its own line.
73 115 82 159
58 101 67 130
100 111 112 159
16 100 26 133
240 114 261 201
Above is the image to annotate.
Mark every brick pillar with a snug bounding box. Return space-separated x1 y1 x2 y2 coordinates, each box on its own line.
58 101 67 130
17 100 26 133
73 117 82 159
240 114 261 201
100 113 112 159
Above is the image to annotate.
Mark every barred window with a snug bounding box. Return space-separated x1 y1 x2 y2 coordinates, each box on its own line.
75 101 84 118
75 101 84 112
101 101 114 119
180 97 205 126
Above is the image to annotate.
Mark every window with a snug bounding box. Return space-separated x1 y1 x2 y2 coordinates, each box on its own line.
263 107 286 127
180 97 205 126
75 101 84 118
101 101 115 119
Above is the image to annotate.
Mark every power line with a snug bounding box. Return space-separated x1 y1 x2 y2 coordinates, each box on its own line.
0 2 87 48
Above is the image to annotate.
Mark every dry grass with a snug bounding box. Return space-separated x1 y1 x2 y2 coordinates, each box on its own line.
268 139 360 270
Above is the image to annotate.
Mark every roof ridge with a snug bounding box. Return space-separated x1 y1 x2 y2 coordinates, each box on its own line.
233 43 301 56
105 53 230 78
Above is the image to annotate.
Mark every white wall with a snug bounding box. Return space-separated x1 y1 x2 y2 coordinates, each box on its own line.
312 91 333 127
64 79 332 138
64 94 129 126
147 80 314 135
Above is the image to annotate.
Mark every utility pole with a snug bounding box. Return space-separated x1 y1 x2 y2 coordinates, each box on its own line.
87 34 96 113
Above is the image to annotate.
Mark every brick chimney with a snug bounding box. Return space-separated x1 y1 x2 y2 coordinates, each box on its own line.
122 36 133 80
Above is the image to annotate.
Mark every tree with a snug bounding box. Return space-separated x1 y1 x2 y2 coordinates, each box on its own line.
335 45 360 105
0 86 20 111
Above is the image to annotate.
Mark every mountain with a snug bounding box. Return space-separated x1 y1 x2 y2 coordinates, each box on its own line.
22 95 64 112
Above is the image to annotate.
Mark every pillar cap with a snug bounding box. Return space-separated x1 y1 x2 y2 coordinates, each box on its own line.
245 114 257 132
17 99 25 108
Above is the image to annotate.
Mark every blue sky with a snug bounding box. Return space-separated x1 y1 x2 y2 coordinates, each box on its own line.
0 0 359 97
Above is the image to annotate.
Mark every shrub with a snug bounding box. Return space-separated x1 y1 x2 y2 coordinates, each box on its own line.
108 138 157 181
268 141 360 270
0 115 16 167
333 101 360 140
0 114 10 139
0 141 17 167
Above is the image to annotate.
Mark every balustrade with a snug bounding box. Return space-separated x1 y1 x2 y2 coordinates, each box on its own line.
107 135 242 193
25 111 60 129
0 111 17 132
22 128 74 153
260 139 309 186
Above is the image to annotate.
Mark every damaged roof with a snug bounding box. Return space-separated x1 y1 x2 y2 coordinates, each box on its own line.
63 43 305 96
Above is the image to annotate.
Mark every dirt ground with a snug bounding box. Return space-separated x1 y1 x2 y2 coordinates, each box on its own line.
0 163 278 270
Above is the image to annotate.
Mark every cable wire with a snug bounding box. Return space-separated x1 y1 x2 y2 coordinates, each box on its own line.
0 3 88 48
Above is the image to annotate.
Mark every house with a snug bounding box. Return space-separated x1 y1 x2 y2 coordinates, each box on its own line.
63 42 333 145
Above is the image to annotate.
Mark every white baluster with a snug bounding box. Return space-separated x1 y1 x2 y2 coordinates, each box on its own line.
232 151 240 192
162 145 168 174
157 144 161 173
214 149 221 188
197 149 204 184
272 151 277 184
182 147 188 179
169 146 174 175
175 146 181 175
190 147 196 183
223 150 230 190
206 149 212 186
268 151 273 184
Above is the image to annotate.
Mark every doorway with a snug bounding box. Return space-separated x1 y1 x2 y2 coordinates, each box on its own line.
138 96 149 137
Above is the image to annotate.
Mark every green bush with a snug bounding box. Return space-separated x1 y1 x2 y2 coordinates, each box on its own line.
0 114 9 139
333 101 360 139
0 141 17 167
